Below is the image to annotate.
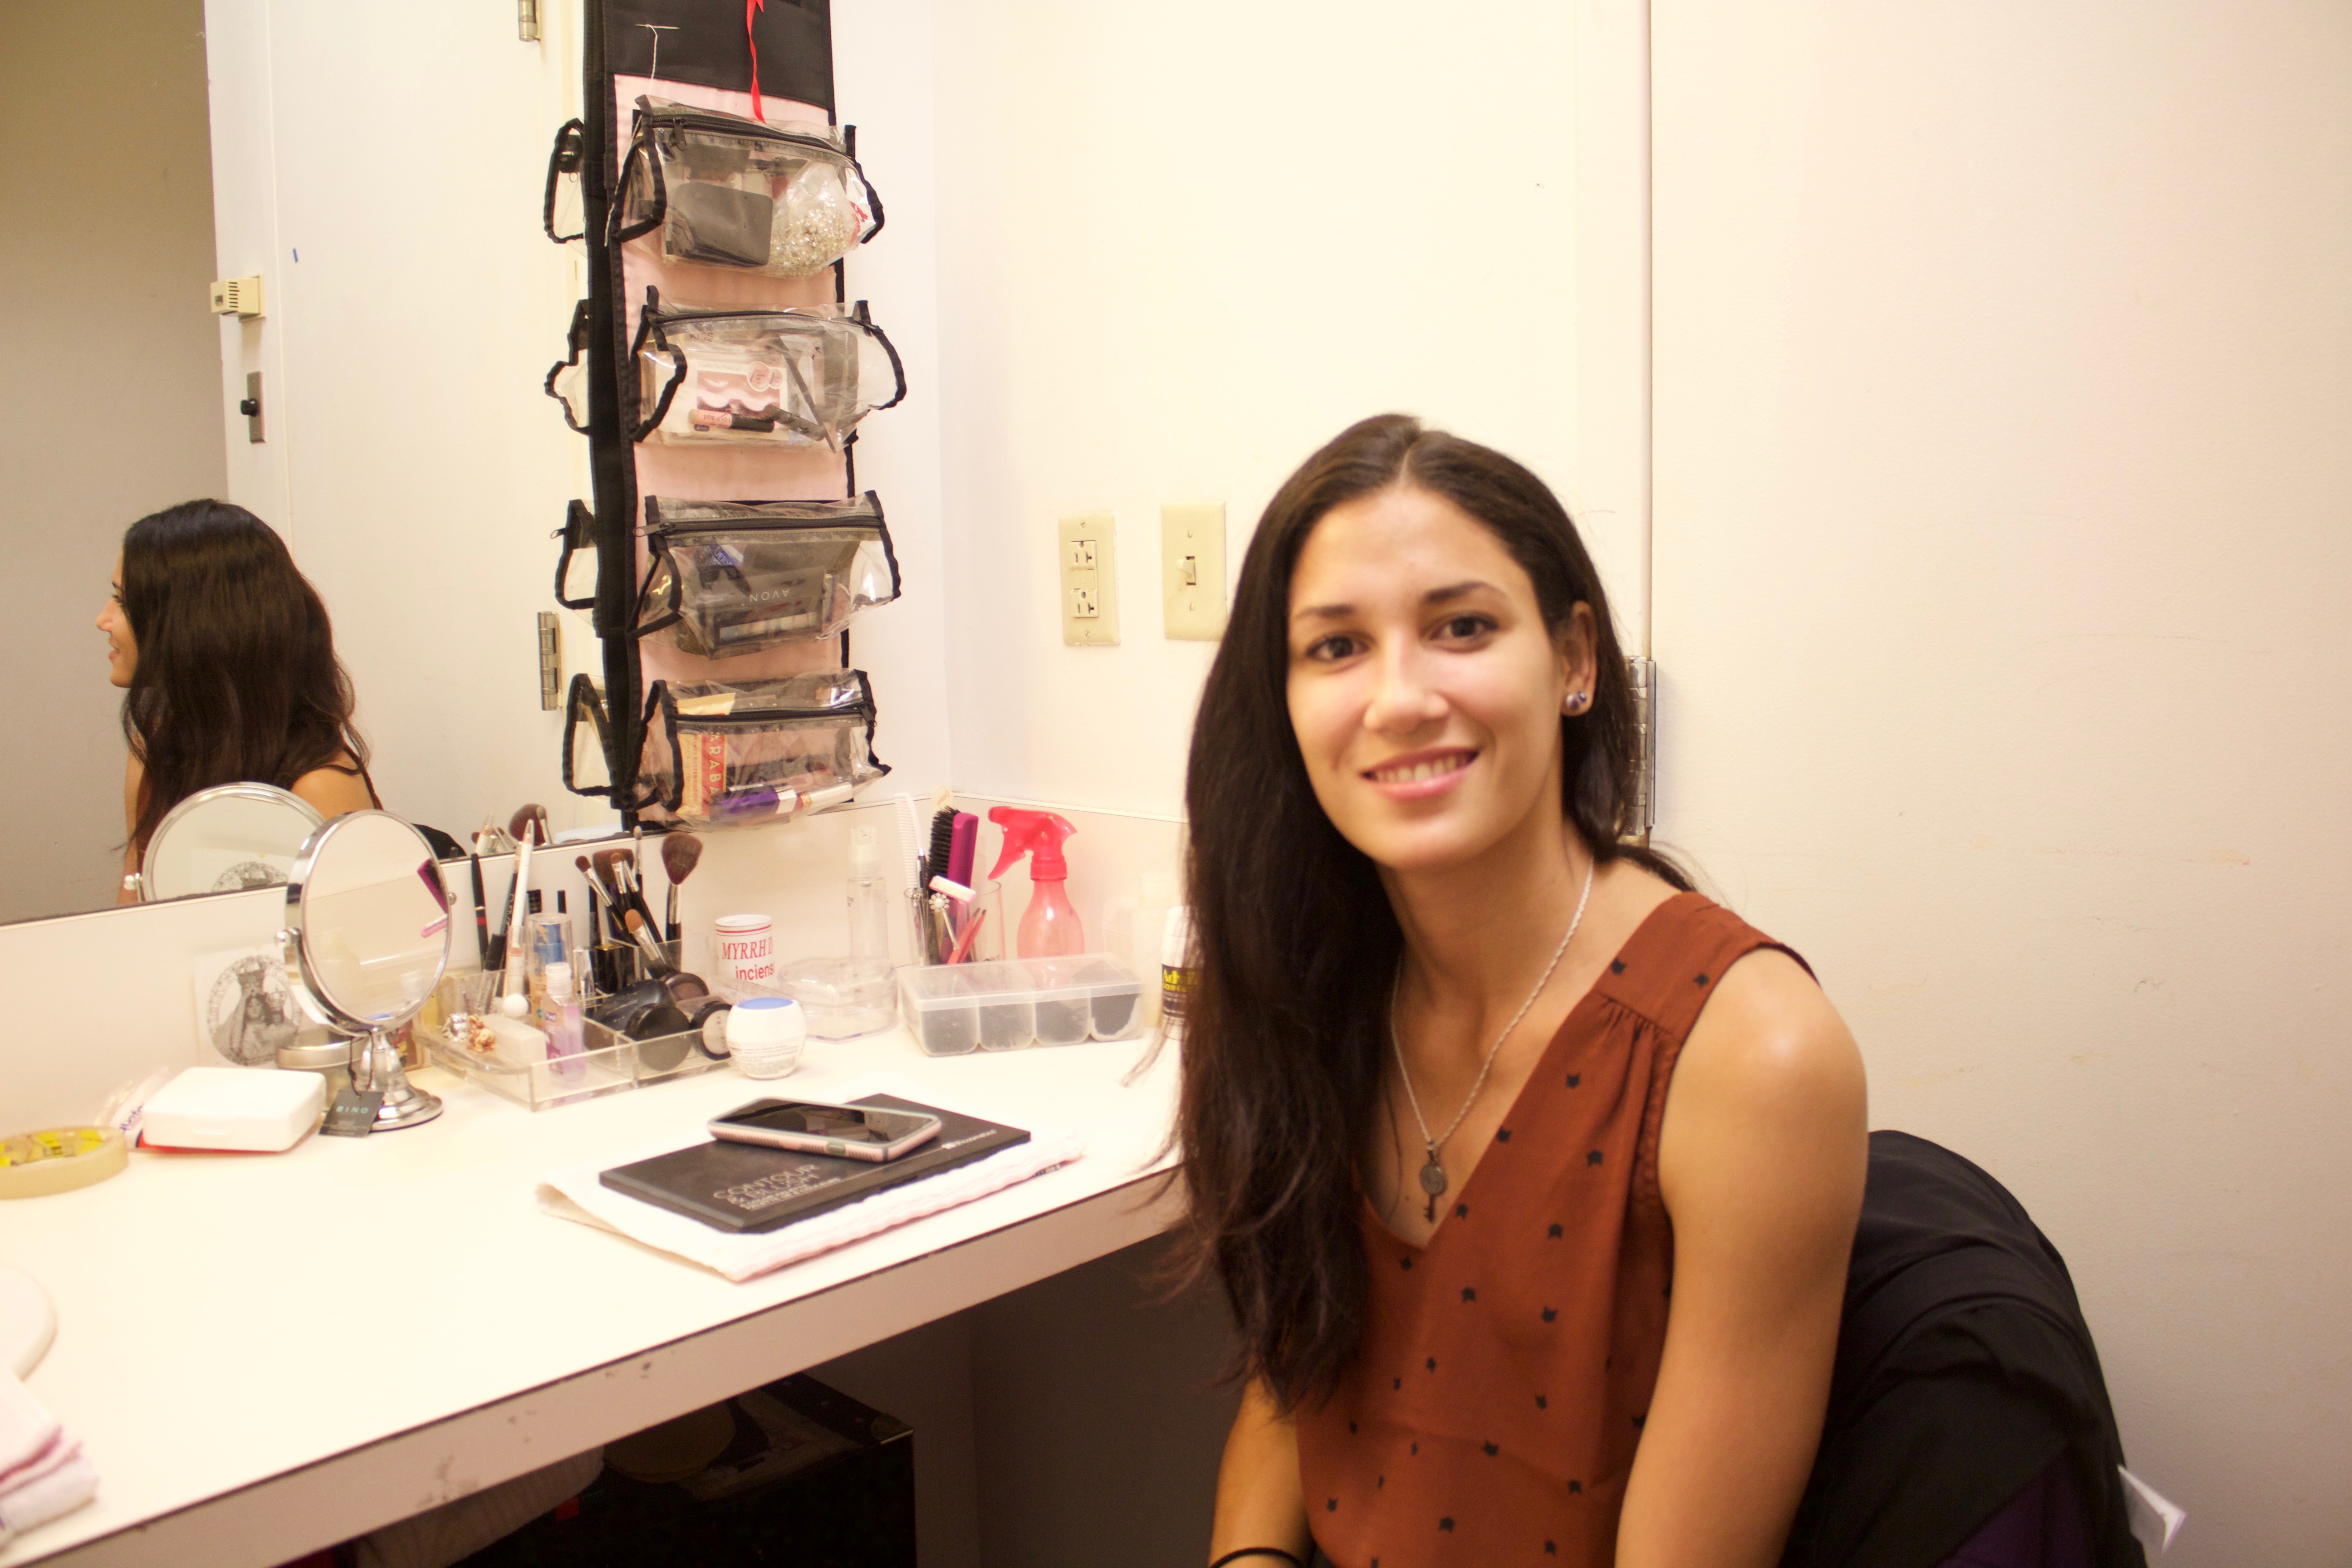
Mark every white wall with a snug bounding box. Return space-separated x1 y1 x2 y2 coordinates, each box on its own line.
926 0 1648 816
0 0 225 922
1651 5 2352 1562
835 0 955 803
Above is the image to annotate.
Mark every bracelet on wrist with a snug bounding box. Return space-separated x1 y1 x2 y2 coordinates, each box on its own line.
1209 1551 1304 1568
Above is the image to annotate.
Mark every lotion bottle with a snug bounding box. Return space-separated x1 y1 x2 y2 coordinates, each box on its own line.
1159 906 1196 1043
539 960 585 1083
1116 870 1179 1028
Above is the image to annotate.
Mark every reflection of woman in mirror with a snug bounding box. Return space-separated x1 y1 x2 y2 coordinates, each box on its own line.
99 500 378 903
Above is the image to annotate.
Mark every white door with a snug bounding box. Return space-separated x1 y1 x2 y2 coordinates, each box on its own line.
203 0 593 839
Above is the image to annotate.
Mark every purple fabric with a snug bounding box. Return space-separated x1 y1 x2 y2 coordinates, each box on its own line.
1940 1451 2093 1568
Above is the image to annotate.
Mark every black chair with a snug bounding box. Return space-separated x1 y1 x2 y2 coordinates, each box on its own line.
1779 1132 2149 1568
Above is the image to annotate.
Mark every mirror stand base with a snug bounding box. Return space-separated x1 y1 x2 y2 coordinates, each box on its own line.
373 1082 443 1131
354 1032 443 1131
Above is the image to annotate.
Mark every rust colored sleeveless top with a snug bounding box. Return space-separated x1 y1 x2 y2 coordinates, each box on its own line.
1296 892 1801 1568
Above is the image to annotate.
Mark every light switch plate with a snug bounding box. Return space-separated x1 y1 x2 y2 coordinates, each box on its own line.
1161 502 1227 640
1059 513 1119 645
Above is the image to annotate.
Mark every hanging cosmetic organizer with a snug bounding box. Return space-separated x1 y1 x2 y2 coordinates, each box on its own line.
545 0 899 827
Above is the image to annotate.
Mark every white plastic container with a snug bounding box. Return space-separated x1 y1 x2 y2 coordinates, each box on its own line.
725 995 806 1079
139 1066 323 1152
771 956 896 1039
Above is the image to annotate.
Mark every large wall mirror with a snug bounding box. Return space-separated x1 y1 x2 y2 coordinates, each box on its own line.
2 0 602 921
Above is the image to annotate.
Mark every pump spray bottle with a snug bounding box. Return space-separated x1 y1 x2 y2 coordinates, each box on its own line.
846 827 891 960
986 808 1083 958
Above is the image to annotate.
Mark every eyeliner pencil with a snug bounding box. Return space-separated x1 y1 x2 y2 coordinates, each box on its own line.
469 853 490 967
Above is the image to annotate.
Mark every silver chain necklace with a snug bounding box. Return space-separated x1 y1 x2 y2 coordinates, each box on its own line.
1388 857 1596 1223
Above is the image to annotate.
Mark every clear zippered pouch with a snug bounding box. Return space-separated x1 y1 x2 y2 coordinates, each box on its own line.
612 97 883 276
635 670 889 828
634 493 900 658
630 289 905 448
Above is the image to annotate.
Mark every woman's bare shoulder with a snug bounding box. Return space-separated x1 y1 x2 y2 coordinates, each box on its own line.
1661 947 1867 1204
291 759 376 819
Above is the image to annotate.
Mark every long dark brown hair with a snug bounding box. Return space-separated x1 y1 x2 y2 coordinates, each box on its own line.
120 500 368 855
1174 415 1687 1413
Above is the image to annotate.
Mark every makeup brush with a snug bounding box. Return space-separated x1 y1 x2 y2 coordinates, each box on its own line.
589 849 628 937
576 854 623 939
617 849 660 933
661 832 703 942
500 837 536 1018
621 908 674 973
590 849 633 948
489 839 522 974
510 804 550 851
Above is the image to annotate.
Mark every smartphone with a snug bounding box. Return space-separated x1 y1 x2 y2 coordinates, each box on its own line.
706 1099 943 1163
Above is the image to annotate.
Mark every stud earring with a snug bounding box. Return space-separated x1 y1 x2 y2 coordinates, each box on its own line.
1563 690 1589 714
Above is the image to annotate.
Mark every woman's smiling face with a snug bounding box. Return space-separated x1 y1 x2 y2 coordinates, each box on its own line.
1285 484 1593 875
97 554 136 689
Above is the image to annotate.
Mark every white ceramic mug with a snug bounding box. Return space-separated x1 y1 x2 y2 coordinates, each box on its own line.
713 913 775 993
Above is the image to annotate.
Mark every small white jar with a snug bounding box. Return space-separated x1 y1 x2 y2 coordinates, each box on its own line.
725 995 805 1079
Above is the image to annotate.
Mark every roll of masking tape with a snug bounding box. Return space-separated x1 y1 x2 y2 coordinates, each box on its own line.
0 1127 128 1199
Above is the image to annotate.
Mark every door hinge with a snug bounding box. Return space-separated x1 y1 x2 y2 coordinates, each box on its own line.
1627 656 1656 838
537 612 562 711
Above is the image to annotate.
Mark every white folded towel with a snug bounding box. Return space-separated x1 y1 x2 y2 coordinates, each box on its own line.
0 1368 96 1546
535 1076 1086 1283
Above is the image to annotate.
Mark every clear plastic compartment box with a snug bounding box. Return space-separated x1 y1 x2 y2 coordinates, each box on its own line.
420 1011 726 1110
898 955 1147 1056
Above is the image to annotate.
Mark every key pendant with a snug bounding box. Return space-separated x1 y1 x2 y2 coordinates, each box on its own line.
1418 1147 1447 1222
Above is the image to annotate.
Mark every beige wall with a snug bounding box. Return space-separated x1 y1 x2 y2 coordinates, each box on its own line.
0 0 225 921
1653 5 2352 1562
925 0 1646 817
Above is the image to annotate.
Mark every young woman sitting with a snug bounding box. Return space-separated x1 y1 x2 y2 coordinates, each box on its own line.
1182 416 1869 1568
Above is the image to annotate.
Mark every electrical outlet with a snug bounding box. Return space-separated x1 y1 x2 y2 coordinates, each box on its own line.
1058 513 1119 645
1161 501 1227 640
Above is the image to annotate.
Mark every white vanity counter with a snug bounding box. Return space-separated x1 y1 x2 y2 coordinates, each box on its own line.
1 1024 1181 1567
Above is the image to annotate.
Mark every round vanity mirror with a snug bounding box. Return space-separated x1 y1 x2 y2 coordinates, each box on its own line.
140 784 325 902
282 811 453 1131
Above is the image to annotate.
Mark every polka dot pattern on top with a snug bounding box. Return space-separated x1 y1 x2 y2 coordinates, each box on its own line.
1295 893 1804 1568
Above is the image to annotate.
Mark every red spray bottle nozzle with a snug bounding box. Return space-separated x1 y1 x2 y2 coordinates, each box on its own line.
987 807 1077 882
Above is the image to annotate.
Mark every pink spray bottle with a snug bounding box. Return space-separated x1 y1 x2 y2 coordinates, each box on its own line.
987 808 1084 959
